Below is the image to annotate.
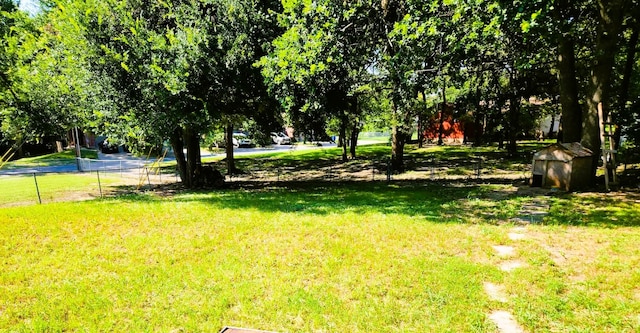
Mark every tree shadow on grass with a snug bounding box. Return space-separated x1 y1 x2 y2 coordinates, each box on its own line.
544 191 640 227
182 180 466 220
110 178 640 228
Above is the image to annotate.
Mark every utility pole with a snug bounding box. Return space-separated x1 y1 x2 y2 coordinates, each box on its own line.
74 127 82 171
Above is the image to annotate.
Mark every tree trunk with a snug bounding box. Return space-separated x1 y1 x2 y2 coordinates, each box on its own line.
419 89 427 148
582 0 625 179
170 128 188 186
225 124 235 175
339 114 348 162
349 97 359 159
349 121 359 159
473 91 484 146
391 124 406 173
555 0 582 143
614 25 638 150
507 89 519 156
184 127 201 186
507 104 519 156
548 113 556 138
417 113 423 148
438 86 447 146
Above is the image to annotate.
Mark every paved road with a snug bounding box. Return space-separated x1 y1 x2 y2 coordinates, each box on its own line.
0 163 80 176
0 141 345 176
195 141 339 158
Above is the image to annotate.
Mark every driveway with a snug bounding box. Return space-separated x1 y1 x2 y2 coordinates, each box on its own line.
0 140 375 176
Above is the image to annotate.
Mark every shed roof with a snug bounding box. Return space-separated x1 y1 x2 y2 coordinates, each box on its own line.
533 142 593 162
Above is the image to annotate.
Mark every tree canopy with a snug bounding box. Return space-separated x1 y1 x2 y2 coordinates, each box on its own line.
1 0 638 185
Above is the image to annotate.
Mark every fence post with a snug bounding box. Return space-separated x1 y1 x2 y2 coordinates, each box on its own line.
97 170 103 198
33 173 42 204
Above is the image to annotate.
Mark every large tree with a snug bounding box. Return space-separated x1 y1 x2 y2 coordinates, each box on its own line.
63 0 280 187
548 0 632 179
260 0 378 161
1 1 101 153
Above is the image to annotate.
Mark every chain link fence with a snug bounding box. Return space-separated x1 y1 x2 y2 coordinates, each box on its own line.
0 158 178 206
223 156 532 184
0 155 533 207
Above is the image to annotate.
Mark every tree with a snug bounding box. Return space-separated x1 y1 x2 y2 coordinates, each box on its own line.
259 0 379 162
65 0 280 187
581 0 626 168
541 0 633 179
1 1 101 154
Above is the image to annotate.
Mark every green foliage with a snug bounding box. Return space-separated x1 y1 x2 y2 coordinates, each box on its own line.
57 0 283 185
259 0 379 140
0 2 105 144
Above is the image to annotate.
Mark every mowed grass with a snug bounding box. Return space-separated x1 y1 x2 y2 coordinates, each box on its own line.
1 182 639 332
2 149 98 168
0 173 119 206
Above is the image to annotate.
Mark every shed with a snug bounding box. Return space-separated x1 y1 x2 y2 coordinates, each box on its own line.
531 142 593 191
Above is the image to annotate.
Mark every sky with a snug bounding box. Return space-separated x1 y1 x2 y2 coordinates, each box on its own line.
18 0 40 15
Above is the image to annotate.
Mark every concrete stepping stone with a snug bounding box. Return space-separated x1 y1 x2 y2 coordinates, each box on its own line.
493 245 515 257
500 261 524 272
484 282 508 303
508 233 526 241
511 213 545 224
489 310 526 333
511 199 550 224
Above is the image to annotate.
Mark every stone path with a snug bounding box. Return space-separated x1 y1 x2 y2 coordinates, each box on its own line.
485 197 550 333
489 311 526 333
492 245 515 257
499 261 524 272
484 282 508 303
509 198 549 224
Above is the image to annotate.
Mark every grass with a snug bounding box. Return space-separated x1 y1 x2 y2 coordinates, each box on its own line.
195 141 547 183
0 172 120 206
1 140 639 331
1 149 99 169
0 182 639 332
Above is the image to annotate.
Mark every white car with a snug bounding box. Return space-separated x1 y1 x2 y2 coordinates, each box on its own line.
270 132 291 145
233 133 254 148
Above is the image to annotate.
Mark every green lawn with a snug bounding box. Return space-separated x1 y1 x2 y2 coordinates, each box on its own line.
0 182 638 332
1 149 99 169
0 173 120 206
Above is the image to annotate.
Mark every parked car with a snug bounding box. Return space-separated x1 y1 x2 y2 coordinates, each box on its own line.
233 132 254 148
270 132 291 145
98 139 120 154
